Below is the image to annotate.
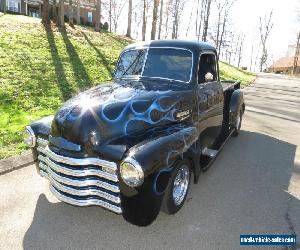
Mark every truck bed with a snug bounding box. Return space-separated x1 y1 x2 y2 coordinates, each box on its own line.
221 80 240 92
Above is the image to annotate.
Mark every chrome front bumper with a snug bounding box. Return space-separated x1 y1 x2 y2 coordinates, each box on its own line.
36 138 122 214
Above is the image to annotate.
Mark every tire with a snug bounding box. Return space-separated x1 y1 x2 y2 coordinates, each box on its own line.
161 159 191 215
232 109 243 137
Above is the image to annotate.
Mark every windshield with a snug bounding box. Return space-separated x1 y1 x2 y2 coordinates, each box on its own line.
114 48 193 82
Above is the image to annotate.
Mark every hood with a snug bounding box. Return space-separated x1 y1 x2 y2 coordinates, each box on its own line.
51 79 194 151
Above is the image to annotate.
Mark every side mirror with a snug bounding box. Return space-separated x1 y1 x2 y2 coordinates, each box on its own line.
205 72 214 82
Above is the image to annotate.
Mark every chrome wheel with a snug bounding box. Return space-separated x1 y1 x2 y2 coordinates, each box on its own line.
172 164 190 206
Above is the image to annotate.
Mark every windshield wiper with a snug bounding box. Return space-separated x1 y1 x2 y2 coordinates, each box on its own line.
120 52 145 77
141 76 188 83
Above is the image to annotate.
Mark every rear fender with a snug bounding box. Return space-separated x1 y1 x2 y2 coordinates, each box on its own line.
229 89 244 126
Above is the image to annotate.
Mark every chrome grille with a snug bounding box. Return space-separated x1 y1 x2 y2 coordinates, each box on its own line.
36 138 122 214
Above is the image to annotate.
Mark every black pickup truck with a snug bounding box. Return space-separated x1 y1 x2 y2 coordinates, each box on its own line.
25 40 245 226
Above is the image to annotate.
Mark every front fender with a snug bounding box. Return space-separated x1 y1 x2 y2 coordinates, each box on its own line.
27 115 54 170
229 89 244 125
120 124 200 226
29 115 54 138
128 125 199 176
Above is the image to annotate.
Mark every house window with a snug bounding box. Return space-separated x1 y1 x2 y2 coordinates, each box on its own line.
87 12 93 23
7 0 20 12
28 8 39 18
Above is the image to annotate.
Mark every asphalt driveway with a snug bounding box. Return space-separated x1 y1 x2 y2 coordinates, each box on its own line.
0 73 299 250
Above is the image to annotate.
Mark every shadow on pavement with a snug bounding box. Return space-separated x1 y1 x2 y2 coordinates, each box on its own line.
23 131 299 249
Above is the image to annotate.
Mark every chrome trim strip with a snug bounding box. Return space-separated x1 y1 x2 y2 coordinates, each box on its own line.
37 143 122 213
39 162 120 193
140 47 149 76
37 137 48 147
38 155 118 182
48 182 122 214
49 135 81 152
37 146 117 171
40 170 120 203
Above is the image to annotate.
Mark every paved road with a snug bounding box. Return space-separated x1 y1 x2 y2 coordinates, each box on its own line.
0 73 299 250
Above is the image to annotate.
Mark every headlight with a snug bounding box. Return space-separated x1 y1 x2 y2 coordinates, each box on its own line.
120 158 144 187
24 126 36 147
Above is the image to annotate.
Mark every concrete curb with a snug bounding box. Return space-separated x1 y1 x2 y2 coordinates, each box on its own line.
0 150 34 175
242 75 257 89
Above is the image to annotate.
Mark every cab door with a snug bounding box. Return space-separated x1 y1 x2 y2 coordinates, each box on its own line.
196 51 224 149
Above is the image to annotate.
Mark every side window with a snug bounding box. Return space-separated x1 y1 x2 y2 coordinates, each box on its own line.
198 53 217 84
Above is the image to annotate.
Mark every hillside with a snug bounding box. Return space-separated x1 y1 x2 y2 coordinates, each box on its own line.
0 13 255 159
219 61 256 86
0 14 132 158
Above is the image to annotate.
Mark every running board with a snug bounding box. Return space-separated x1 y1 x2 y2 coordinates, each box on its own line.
201 129 235 172
202 148 218 158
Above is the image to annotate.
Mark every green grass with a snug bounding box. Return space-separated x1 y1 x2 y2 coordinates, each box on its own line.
219 61 256 86
0 14 131 158
0 13 255 159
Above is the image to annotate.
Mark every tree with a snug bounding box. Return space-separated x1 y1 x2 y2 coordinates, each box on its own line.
132 6 139 37
142 0 147 40
211 0 224 50
164 0 172 38
202 0 212 41
52 0 58 23
109 0 112 31
259 10 273 72
195 0 205 39
109 0 126 33
2 0 6 14
76 0 80 24
95 0 101 32
172 0 179 39
293 32 300 74
237 35 244 68
158 0 164 39
58 0 65 27
171 0 186 39
293 5 300 74
151 0 160 40
249 40 255 71
184 0 194 38
69 0 74 26
211 0 235 55
126 0 132 37
42 0 51 24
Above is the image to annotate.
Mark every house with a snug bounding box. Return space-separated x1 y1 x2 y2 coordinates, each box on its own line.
269 43 300 75
269 56 300 74
0 0 97 25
